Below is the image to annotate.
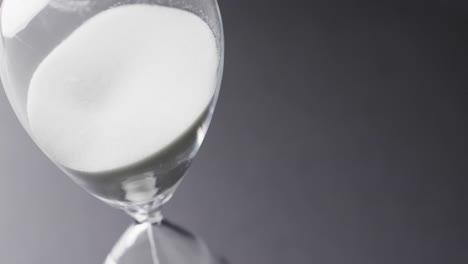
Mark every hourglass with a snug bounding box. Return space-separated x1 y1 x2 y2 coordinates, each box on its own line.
0 0 224 263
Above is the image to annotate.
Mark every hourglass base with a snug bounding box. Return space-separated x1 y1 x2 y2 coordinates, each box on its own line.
104 218 226 264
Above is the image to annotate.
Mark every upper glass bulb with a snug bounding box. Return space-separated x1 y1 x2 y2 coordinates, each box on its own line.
0 0 224 215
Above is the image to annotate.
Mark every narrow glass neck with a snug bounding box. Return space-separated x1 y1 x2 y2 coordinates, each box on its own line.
123 184 179 224
125 201 164 224
145 210 164 224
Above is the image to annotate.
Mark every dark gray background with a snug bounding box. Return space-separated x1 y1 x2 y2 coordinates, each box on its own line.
1 0 467 263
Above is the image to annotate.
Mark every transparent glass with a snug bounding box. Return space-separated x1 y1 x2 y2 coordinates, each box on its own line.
0 0 224 263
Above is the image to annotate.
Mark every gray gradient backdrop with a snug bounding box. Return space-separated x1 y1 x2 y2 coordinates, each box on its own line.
1 0 468 263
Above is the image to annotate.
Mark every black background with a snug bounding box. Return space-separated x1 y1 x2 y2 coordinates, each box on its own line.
0 0 467 263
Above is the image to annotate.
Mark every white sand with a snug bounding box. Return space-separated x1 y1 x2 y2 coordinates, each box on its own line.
27 5 219 173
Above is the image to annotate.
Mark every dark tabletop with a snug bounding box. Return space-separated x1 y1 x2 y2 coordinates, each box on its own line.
0 0 467 263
